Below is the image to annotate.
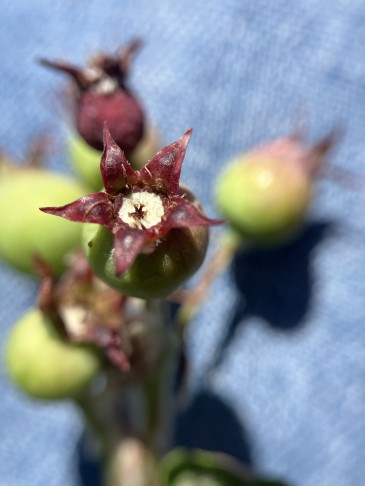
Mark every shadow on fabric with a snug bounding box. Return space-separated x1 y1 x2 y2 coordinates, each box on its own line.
210 220 333 371
76 388 253 485
76 432 103 486
174 388 253 467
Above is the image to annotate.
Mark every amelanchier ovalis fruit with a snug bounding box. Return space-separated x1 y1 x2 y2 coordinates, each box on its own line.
0 168 88 275
41 127 223 298
6 308 101 400
216 133 335 245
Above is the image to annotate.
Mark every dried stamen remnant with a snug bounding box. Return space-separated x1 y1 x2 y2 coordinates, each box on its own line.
119 192 164 229
128 204 146 220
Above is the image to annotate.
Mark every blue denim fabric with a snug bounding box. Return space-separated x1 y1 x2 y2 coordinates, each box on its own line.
1 1 365 485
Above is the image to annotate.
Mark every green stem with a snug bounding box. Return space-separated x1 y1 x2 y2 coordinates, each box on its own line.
143 332 182 457
73 299 182 485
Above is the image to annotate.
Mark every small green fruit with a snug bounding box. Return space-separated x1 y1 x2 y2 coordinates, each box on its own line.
68 134 103 191
0 154 15 178
82 223 209 299
0 168 88 275
215 155 312 244
5 308 101 400
127 125 162 170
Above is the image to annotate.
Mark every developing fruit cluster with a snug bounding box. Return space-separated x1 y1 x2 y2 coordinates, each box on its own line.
0 156 87 275
1 39 337 486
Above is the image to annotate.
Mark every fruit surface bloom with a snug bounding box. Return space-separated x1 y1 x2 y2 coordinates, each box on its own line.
0 169 88 275
6 308 101 400
216 154 312 244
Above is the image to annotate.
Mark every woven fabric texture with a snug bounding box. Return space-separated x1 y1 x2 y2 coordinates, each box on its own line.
1 1 364 485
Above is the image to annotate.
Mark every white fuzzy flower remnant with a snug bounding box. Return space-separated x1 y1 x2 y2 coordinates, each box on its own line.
118 191 165 229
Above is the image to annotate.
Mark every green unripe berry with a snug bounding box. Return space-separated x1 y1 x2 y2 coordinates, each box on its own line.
0 154 14 178
82 223 209 299
215 155 312 244
5 308 101 400
68 135 103 191
127 125 162 170
0 168 88 275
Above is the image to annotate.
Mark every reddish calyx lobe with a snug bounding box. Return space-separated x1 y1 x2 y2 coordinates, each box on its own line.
39 39 145 152
41 126 223 276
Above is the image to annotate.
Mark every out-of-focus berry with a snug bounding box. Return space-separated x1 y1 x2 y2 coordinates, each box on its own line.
0 168 88 275
215 133 335 244
6 308 101 400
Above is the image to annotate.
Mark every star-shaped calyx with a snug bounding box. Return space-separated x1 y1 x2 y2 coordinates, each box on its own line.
41 126 223 278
